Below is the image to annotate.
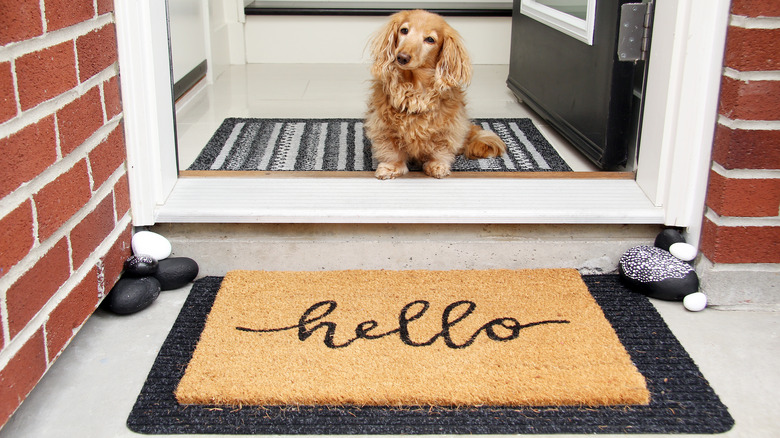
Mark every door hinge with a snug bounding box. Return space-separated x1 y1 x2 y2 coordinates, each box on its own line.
617 1 653 62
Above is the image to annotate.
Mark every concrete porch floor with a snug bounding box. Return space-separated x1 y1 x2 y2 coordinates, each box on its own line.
1 267 777 437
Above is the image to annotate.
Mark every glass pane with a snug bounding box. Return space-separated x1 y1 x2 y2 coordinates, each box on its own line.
534 0 588 20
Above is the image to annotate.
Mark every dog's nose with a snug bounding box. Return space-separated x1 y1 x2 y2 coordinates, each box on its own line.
396 52 411 65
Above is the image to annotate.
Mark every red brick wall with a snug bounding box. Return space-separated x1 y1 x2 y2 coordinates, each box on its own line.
701 0 780 265
0 0 132 428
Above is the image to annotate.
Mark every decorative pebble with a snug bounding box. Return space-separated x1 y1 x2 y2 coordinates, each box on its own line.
102 277 161 315
132 231 172 261
654 228 686 252
683 292 708 312
619 245 699 301
123 254 159 277
153 257 199 290
669 242 698 262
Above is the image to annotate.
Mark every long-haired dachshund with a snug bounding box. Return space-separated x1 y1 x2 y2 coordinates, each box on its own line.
365 9 506 179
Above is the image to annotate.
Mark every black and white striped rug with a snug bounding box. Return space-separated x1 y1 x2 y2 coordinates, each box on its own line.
187 118 571 172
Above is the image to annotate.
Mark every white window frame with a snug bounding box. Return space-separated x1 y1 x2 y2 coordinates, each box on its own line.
115 0 730 245
520 0 597 45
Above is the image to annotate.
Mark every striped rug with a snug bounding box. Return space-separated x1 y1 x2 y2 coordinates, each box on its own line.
187 118 572 172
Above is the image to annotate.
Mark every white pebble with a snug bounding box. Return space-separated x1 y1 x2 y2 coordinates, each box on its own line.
131 231 172 261
683 292 708 312
669 242 698 261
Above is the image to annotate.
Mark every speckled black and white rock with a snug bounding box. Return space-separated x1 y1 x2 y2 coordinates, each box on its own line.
123 255 159 277
102 277 161 314
153 257 199 291
618 245 699 301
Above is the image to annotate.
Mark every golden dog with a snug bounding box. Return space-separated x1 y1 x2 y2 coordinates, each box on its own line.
365 10 506 179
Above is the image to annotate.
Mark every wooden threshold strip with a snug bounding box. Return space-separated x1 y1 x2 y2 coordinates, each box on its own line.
179 170 635 180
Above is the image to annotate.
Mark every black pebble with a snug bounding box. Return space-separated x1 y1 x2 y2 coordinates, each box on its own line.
123 255 159 277
654 228 686 251
153 257 199 291
103 277 161 314
619 245 699 301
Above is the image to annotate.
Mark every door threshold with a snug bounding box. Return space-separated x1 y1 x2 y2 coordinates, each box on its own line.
178 170 634 179
155 175 663 224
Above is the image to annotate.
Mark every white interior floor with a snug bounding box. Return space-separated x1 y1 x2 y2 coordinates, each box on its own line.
174 64 598 172
2 281 778 437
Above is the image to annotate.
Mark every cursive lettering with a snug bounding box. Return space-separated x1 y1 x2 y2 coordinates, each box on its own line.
236 300 569 349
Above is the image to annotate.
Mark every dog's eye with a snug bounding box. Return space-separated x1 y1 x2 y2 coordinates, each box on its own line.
424 37 435 44
400 28 409 35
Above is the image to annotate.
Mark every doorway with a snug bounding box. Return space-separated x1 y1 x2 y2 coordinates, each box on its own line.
170 1 601 174
174 64 599 173
116 0 730 239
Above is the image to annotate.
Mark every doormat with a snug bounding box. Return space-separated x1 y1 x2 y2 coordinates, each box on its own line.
176 270 648 406
186 118 572 172
127 274 734 435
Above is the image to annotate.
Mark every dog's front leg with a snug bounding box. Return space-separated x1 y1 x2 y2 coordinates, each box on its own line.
373 143 409 180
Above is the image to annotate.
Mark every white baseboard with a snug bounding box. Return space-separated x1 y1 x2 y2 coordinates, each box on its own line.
244 15 512 64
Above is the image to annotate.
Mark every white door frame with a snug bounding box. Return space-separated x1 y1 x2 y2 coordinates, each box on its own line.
116 0 731 245
636 0 730 245
114 0 178 225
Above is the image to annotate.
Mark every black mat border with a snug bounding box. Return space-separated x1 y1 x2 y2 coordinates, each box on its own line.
127 275 733 434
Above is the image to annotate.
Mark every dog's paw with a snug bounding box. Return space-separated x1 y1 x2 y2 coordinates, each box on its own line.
375 162 408 180
423 161 451 179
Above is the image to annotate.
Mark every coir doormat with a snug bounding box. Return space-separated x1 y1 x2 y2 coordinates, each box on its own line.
186 118 572 172
127 273 734 434
176 269 647 406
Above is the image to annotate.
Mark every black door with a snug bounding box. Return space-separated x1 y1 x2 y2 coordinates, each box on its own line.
507 0 653 170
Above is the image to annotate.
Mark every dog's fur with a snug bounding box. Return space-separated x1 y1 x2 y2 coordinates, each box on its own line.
365 10 506 179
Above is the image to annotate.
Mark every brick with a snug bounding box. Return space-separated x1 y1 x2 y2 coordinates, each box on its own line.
97 0 115 15
44 0 94 32
100 222 132 292
712 124 780 170
0 61 17 123
0 329 47 427
15 41 78 111
0 115 58 199
33 160 92 242
46 267 100 360
731 0 780 17
57 86 104 156
113 173 131 219
70 194 115 269
0 0 43 45
76 23 117 82
719 76 780 121
724 27 780 71
700 217 780 264
6 238 70 338
0 200 35 280
103 75 122 120
706 171 780 217
89 125 126 189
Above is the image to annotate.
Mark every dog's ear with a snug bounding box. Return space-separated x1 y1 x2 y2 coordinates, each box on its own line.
370 11 405 78
435 28 472 90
